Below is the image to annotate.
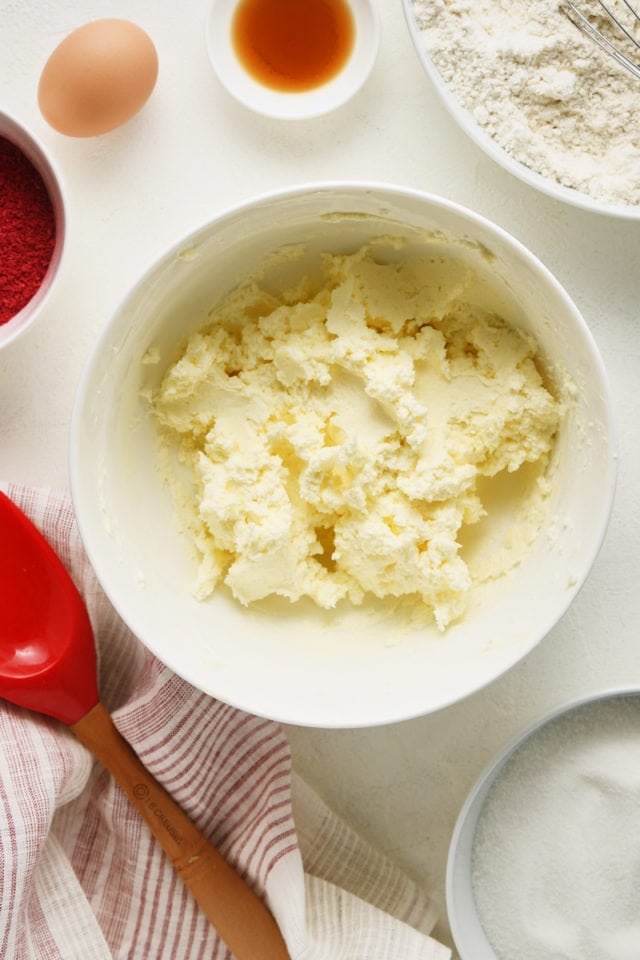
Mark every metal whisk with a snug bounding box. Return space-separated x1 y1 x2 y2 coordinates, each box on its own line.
560 0 640 79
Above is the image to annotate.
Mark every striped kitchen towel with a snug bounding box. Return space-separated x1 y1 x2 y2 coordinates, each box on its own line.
0 485 450 960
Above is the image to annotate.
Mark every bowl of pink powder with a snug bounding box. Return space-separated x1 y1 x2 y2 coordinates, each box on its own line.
447 687 640 958
0 110 66 349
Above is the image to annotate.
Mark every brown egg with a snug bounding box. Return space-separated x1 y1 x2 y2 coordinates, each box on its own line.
38 19 159 137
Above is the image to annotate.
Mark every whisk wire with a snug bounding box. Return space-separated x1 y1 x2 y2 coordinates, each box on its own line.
560 0 640 80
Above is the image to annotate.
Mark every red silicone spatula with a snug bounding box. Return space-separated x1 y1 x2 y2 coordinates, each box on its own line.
0 490 290 960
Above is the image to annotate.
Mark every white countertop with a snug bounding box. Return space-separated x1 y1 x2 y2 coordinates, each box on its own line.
2 1 639 953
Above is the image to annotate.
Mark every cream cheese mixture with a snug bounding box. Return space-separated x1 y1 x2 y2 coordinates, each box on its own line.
150 242 561 629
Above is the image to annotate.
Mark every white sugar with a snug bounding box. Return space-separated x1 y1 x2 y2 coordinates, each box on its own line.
472 696 640 959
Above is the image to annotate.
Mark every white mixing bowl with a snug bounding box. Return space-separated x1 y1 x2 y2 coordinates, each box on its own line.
70 182 616 728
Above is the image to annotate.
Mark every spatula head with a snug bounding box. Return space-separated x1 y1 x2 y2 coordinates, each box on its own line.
0 491 99 724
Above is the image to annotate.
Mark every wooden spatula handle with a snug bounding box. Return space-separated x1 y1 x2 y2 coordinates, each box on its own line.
71 702 291 960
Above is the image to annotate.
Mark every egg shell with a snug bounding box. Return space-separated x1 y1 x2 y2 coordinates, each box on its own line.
38 19 159 138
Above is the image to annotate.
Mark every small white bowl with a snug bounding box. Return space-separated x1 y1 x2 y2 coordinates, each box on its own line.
446 687 640 958
206 0 380 119
0 110 66 350
70 182 616 728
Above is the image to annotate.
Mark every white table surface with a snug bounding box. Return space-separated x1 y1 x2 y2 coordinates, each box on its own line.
2 1 639 954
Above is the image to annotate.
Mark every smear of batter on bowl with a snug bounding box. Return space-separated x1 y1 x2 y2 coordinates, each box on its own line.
150 240 562 629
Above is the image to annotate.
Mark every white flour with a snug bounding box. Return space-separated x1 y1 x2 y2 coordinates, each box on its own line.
472 696 640 959
410 0 640 207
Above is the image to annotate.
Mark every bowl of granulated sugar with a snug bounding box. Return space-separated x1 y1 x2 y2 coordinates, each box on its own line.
402 0 640 219
447 687 640 959
0 110 66 349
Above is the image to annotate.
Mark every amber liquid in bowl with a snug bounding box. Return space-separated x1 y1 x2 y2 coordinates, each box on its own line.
232 0 355 92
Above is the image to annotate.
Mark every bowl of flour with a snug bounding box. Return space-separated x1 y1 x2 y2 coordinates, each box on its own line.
447 688 640 958
403 0 640 217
